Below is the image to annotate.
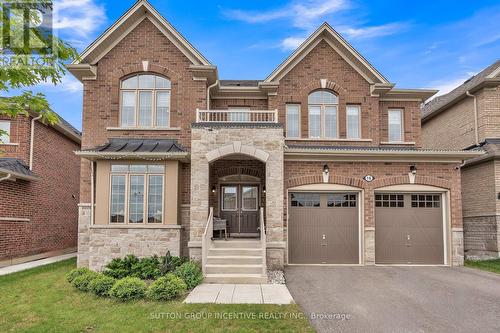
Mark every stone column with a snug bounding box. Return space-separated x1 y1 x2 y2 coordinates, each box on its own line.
451 227 464 266
364 227 375 265
77 203 91 267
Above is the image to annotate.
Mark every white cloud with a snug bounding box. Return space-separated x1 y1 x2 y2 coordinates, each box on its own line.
53 0 106 38
280 36 306 50
426 72 477 99
340 22 408 40
40 74 82 93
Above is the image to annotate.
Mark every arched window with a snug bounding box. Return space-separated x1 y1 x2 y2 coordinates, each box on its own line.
120 74 171 128
308 90 338 139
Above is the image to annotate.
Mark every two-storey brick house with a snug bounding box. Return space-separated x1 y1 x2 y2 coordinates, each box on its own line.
422 60 500 259
0 111 81 267
69 1 481 283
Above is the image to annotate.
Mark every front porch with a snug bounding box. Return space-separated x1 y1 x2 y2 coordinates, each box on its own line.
189 122 285 283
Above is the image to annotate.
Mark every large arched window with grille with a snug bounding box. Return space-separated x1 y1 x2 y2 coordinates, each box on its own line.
120 74 171 128
308 90 338 139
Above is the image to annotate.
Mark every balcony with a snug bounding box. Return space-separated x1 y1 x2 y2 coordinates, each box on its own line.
196 109 278 123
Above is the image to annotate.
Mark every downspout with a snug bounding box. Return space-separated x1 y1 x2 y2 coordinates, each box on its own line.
90 161 95 225
466 91 479 146
29 114 43 170
0 174 12 182
206 80 219 110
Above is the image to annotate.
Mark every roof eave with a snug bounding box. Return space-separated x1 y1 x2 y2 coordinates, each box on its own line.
74 150 190 162
0 168 40 182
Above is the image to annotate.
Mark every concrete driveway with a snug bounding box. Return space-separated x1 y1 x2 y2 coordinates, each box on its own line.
285 266 500 333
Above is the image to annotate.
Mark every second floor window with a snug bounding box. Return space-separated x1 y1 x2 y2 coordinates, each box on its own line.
0 120 10 143
388 109 403 142
120 74 171 128
286 104 300 138
308 90 338 139
346 105 361 139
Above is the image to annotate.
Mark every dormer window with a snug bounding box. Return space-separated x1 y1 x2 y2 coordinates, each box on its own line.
120 74 171 128
308 90 338 139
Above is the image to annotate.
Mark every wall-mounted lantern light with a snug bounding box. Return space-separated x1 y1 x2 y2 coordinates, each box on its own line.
323 164 330 183
211 186 216 193
262 186 266 193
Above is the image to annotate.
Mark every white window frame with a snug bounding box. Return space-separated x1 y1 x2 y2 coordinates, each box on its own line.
109 164 165 224
119 74 171 128
388 109 404 142
285 104 301 138
346 105 361 139
308 90 339 139
0 120 11 143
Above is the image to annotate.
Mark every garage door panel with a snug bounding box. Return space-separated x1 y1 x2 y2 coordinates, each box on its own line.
289 192 359 264
375 193 444 265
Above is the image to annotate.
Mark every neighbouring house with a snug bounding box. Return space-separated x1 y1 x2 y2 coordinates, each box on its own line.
0 111 81 267
68 0 482 283
422 60 500 259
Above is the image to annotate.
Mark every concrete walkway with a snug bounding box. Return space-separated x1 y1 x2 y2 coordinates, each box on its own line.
184 283 294 304
0 253 76 276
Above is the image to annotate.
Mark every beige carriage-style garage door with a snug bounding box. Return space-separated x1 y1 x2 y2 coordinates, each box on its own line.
375 193 445 265
288 192 359 264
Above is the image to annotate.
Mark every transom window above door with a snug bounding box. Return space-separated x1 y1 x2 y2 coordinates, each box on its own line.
308 90 338 139
120 74 171 128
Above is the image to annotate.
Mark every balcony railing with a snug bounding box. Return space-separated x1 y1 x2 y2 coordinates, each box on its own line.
196 109 278 123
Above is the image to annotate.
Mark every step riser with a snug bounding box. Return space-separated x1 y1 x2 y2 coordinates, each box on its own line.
206 266 263 274
207 257 262 265
208 249 262 256
212 241 261 249
204 276 268 284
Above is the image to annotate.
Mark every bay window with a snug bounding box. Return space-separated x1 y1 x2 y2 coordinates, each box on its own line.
308 90 338 139
120 74 171 128
109 164 165 224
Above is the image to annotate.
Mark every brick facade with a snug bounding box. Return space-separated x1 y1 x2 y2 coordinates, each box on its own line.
0 116 80 265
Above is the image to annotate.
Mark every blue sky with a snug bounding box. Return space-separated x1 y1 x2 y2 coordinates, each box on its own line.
6 0 500 130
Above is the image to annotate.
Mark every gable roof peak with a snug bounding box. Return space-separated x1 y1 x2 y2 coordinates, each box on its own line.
265 22 389 84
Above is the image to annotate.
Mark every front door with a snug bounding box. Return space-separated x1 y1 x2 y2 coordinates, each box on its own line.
220 185 259 236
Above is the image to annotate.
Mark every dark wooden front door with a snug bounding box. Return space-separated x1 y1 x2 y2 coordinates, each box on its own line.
220 185 259 236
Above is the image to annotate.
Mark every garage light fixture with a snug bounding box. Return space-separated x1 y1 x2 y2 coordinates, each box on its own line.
410 165 417 175
323 164 329 174
323 164 330 183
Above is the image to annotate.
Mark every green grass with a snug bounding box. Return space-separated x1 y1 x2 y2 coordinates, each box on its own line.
465 258 500 274
0 259 313 333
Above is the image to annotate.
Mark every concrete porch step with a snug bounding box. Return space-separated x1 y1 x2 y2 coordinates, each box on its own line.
206 264 263 274
206 255 262 265
204 274 268 284
208 248 262 257
212 240 261 248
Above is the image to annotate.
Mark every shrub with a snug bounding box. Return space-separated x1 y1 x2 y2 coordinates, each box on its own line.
109 277 147 301
66 267 92 283
174 262 203 289
160 251 187 275
71 271 98 292
88 274 116 297
131 256 162 280
103 255 139 279
146 273 187 301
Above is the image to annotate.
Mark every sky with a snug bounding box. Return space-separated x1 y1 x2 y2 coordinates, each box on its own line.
5 0 500 130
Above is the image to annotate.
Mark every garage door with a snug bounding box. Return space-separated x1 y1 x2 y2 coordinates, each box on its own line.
288 192 359 264
375 193 444 265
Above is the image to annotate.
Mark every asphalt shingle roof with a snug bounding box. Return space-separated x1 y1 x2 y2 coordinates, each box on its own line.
421 60 500 120
0 158 39 180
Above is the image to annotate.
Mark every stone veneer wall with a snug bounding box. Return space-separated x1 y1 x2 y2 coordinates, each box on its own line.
189 125 285 269
77 205 182 271
464 215 500 259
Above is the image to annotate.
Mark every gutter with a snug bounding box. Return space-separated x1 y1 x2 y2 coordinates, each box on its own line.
0 174 12 182
29 115 43 170
466 91 479 146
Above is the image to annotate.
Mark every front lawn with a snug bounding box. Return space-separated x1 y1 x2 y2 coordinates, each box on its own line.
0 259 313 333
465 258 500 274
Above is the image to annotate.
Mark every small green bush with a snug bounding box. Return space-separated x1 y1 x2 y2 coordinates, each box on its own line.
71 271 98 292
146 273 187 301
103 255 140 279
131 256 162 280
109 277 147 301
66 267 92 283
160 251 188 275
174 262 203 289
88 274 116 297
